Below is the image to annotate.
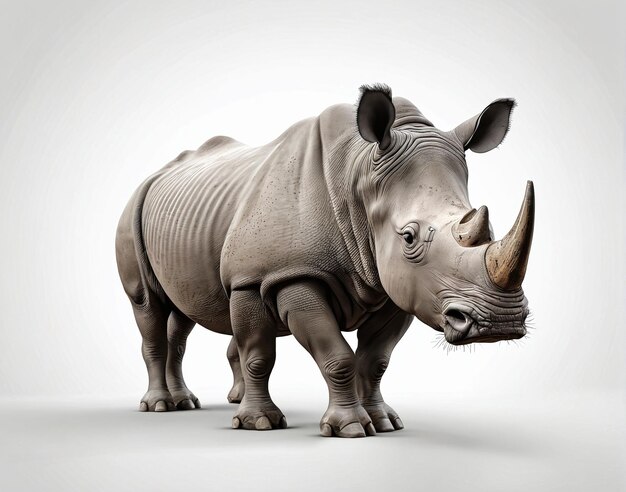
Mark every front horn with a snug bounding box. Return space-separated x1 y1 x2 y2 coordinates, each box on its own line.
485 181 535 290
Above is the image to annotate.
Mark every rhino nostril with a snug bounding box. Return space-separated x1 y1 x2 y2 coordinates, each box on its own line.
444 308 473 333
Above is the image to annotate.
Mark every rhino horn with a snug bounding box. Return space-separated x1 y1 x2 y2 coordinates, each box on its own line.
453 205 492 247
485 181 535 290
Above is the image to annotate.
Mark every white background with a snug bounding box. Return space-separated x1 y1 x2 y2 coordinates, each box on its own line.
0 1 624 491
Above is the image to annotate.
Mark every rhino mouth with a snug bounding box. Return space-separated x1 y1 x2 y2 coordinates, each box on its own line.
441 304 527 345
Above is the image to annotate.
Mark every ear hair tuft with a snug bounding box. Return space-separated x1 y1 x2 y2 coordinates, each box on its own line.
356 83 396 149
357 83 393 106
496 99 516 148
454 98 517 153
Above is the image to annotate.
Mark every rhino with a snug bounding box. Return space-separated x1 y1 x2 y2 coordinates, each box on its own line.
115 84 534 437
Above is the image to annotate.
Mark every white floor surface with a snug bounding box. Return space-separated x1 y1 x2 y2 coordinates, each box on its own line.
1 389 624 492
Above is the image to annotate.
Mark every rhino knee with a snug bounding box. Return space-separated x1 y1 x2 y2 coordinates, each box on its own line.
323 354 356 388
166 331 186 348
245 356 272 381
369 358 389 383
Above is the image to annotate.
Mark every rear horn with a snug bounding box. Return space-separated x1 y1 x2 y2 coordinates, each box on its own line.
485 181 535 290
453 206 492 247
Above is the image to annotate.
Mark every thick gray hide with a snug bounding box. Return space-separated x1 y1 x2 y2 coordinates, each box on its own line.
116 85 534 437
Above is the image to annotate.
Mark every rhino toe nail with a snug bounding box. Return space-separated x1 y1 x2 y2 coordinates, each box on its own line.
232 417 241 429
139 402 148 412
177 399 195 410
320 423 333 437
279 416 288 429
154 401 168 412
193 398 201 409
339 422 366 438
255 416 272 430
365 422 377 436
375 418 394 432
393 417 404 430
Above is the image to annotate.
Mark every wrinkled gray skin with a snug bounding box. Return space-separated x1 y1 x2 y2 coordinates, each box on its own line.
116 85 534 437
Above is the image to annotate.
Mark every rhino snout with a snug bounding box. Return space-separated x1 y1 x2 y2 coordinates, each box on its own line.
441 303 527 345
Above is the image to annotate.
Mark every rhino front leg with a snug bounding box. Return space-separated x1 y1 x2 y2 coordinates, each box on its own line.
230 289 287 430
356 303 412 432
277 281 376 438
226 337 245 404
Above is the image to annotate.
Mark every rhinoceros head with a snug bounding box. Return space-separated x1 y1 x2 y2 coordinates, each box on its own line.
356 85 533 345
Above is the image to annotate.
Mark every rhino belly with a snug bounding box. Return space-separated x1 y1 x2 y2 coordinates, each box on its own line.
141 146 258 334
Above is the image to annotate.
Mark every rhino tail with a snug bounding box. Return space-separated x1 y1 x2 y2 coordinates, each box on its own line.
116 171 170 309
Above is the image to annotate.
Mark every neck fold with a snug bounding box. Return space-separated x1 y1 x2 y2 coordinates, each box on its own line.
323 133 385 298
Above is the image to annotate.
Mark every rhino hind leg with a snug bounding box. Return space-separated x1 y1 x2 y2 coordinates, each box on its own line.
230 289 287 430
116 174 177 411
166 311 201 410
226 337 245 404
132 299 176 412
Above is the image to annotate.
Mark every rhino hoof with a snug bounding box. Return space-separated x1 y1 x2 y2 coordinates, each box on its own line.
320 422 369 438
227 381 245 404
171 389 201 410
139 389 176 412
320 421 375 438
236 413 287 430
363 403 404 432
232 403 287 430
320 404 376 437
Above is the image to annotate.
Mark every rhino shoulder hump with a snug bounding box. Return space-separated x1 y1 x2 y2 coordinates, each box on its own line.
317 103 358 143
197 135 242 153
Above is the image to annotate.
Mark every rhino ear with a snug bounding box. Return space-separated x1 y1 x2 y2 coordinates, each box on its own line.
356 84 396 150
453 99 516 153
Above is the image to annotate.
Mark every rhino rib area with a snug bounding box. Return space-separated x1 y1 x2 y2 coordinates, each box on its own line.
142 143 254 330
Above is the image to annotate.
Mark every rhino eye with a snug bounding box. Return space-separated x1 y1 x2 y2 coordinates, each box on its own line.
400 224 419 245
399 222 434 263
